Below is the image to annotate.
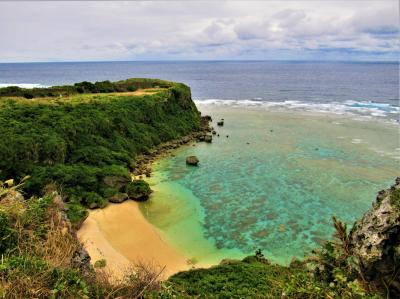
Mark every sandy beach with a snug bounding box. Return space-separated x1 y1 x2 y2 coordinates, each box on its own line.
77 200 192 279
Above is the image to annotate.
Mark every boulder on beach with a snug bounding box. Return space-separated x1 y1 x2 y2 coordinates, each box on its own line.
186 156 199 166
108 192 129 203
217 120 224 126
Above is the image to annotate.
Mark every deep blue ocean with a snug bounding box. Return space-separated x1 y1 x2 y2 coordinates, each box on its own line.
0 61 398 111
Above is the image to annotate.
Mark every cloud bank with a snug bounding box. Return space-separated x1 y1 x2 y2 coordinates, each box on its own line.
0 1 398 62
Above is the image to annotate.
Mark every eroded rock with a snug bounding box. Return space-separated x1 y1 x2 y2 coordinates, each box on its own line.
349 177 400 296
186 156 199 166
108 192 129 203
102 175 130 191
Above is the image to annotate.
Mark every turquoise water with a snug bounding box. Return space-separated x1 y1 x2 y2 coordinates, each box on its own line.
141 105 399 265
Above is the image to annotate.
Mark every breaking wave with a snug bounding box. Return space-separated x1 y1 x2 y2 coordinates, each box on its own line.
195 98 399 123
0 83 48 89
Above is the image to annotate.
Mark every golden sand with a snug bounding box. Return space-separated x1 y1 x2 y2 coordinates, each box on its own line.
77 201 191 279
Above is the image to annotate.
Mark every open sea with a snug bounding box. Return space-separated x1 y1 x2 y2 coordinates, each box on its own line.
1 61 399 264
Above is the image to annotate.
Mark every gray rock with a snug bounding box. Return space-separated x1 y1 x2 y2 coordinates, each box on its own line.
349 177 400 296
102 175 130 191
71 246 92 277
108 192 129 203
204 135 212 143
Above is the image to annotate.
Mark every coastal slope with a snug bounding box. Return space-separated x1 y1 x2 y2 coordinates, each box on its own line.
0 79 202 225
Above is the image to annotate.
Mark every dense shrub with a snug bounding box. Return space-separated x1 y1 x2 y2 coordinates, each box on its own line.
125 180 152 201
0 78 172 99
165 253 380 299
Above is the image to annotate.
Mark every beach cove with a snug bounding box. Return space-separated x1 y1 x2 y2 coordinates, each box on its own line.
78 103 399 276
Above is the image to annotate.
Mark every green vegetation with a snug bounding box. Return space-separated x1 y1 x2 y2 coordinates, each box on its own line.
0 79 201 225
125 180 152 201
93 259 107 269
0 78 171 99
163 244 378 299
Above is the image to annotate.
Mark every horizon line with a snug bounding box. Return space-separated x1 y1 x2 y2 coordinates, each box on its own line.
0 59 398 64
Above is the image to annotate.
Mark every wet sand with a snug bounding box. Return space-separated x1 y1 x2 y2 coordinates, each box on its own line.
77 201 192 279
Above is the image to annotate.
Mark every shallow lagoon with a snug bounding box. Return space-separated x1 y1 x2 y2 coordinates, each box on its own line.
140 104 399 265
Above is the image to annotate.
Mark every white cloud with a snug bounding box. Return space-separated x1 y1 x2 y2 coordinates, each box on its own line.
0 1 398 62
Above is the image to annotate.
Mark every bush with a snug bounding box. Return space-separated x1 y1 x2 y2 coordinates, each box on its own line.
125 180 152 201
94 259 107 268
83 192 107 209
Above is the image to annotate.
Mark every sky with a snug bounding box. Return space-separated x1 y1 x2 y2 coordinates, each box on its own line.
0 1 399 62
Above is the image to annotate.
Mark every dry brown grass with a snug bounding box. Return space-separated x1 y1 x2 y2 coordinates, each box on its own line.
1 270 52 299
1 185 165 298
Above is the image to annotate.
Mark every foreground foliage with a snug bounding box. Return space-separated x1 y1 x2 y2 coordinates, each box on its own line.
0 180 164 298
163 255 378 299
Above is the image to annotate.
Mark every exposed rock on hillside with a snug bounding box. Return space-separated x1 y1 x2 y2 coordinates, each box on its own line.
349 177 400 296
103 175 130 192
108 192 129 203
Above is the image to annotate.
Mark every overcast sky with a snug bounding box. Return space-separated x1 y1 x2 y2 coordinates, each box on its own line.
0 1 398 62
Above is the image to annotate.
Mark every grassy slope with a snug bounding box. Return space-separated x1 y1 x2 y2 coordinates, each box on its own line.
0 79 201 224
164 256 378 299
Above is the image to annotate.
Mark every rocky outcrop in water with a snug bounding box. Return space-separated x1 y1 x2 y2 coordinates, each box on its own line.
186 156 199 166
204 135 212 143
349 177 400 296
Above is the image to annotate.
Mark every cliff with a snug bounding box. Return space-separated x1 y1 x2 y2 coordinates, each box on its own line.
0 79 202 225
349 178 400 296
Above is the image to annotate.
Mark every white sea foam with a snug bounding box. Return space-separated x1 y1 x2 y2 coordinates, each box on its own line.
0 83 48 89
195 98 399 124
351 139 363 144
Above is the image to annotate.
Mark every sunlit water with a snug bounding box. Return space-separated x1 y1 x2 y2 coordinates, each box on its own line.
140 104 399 265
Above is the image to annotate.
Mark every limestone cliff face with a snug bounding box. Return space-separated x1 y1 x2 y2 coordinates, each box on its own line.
349 177 400 296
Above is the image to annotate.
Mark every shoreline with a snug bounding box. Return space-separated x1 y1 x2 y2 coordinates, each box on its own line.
77 200 203 279
77 117 214 279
